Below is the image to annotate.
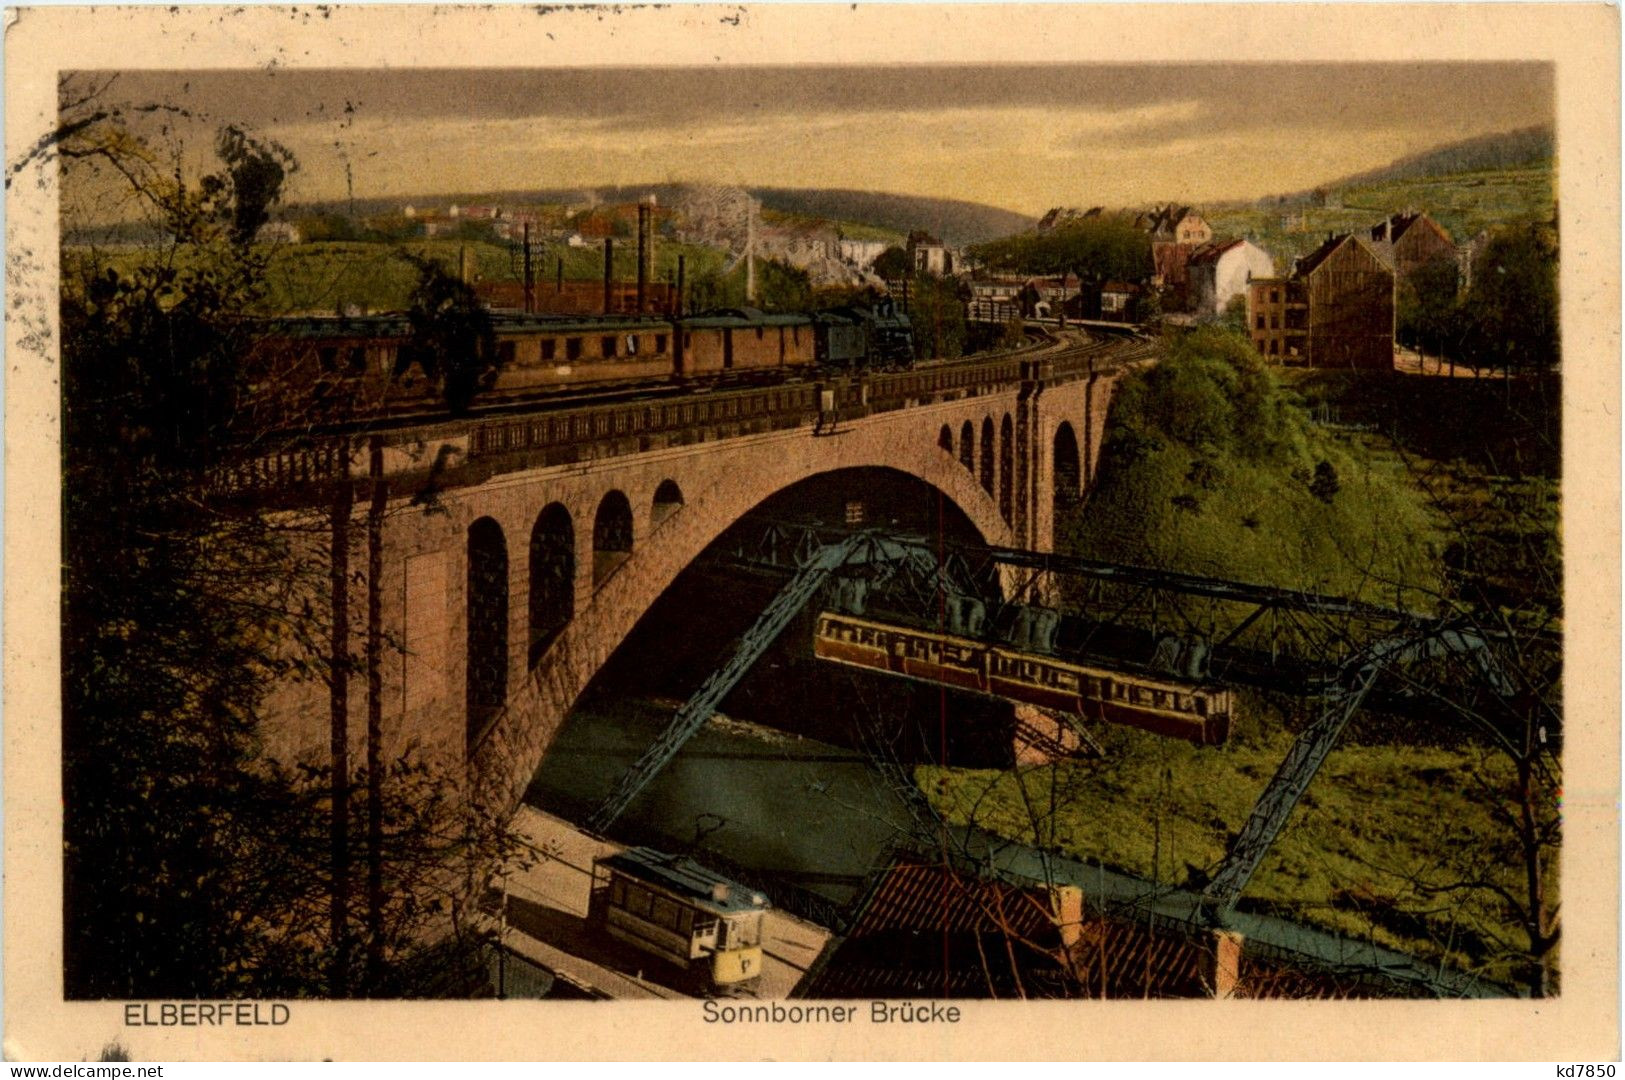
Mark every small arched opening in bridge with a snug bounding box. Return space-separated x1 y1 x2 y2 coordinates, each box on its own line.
1053 421 1081 532
529 503 575 667
938 424 953 455
593 490 635 586
999 413 1014 524
466 516 509 748
979 417 995 495
958 420 975 472
651 479 685 528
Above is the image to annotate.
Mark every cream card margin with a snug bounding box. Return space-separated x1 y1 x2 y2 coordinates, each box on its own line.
4 3 1619 1062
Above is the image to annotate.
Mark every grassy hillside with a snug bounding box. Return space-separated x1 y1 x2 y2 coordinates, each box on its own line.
920 720 1528 985
300 183 1027 247
1325 126 1553 190
1065 327 1444 604
1203 127 1554 269
70 239 735 315
917 328 1546 986
1207 163 1553 270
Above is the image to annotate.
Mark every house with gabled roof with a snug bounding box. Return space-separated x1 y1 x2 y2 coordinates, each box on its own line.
1247 232 1395 369
1367 211 1458 280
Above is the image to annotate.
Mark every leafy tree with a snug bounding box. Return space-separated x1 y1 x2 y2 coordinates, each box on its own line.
903 274 967 360
1455 223 1559 374
397 252 498 415
968 217 1151 290
1221 293 1249 334
1309 460 1340 503
1395 254 1461 359
53 79 514 999
871 245 912 281
754 258 813 313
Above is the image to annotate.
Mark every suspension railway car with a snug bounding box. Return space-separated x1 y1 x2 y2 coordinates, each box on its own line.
588 848 770 989
245 302 913 418
812 611 1233 746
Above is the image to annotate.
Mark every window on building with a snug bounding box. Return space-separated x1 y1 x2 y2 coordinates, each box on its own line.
756 326 765 341
1270 289 1279 303
1270 315 1279 329
1256 316 1266 330
541 339 557 361
600 336 617 359
498 341 516 366
1269 339 1279 356
347 346 367 373
565 337 582 362
655 334 668 353
625 335 639 355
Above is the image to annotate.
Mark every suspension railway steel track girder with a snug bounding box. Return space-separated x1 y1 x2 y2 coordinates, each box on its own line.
586 523 1537 921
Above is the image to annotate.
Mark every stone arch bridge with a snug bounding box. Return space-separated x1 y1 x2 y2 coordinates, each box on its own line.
256 334 1151 812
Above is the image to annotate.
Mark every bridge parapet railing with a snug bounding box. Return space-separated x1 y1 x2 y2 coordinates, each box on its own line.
211 339 1107 496
207 438 350 495
469 350 1045 459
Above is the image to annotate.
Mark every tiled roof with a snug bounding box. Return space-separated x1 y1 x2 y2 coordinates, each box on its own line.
1188 239 1247 265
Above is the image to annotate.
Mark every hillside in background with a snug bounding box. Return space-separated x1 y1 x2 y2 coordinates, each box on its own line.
747 187 1031 245
1205 128 1554 269
296 184 1029 247
1321 126 1553 191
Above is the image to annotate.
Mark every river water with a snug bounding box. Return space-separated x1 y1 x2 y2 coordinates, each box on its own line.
525 694 923 910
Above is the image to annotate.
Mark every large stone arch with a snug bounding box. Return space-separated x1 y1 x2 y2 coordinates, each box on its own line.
470 428 1014 812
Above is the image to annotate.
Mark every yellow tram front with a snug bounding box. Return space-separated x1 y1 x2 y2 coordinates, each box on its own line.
588 848 769 988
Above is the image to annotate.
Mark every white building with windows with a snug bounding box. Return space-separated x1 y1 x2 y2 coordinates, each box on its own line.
1188 239 1276 319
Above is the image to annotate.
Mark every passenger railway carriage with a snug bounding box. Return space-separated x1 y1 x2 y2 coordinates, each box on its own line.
588 848 770 989
244 301 912 420
813 611 1233 746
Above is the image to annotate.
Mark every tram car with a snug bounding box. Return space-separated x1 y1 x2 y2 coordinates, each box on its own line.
588 847 770 989
812 611 1233 746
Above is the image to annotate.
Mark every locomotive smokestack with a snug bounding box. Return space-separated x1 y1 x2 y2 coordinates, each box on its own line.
637 196 654 314
603 237 614 315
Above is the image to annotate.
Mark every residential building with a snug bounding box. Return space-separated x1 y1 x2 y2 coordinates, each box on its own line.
1188 238 1275 318
1367 211 1457 280
1247 233 1394 369
906 231 953 276
1139 205 1214 308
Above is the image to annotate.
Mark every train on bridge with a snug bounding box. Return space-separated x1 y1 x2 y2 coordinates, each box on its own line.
246 301 916 419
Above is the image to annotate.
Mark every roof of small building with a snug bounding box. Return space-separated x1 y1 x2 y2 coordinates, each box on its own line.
681 308 813 329
599 848 770 916
1292 232 1366 278
1187 238 1249 265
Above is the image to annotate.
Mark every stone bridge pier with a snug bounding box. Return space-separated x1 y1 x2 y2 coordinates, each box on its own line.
260 357 1130 815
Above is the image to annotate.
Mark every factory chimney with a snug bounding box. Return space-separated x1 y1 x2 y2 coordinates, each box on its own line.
522 221 534 314
637 195 655 314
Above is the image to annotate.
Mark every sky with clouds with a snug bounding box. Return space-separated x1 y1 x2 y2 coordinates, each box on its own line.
96 64 1553 215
